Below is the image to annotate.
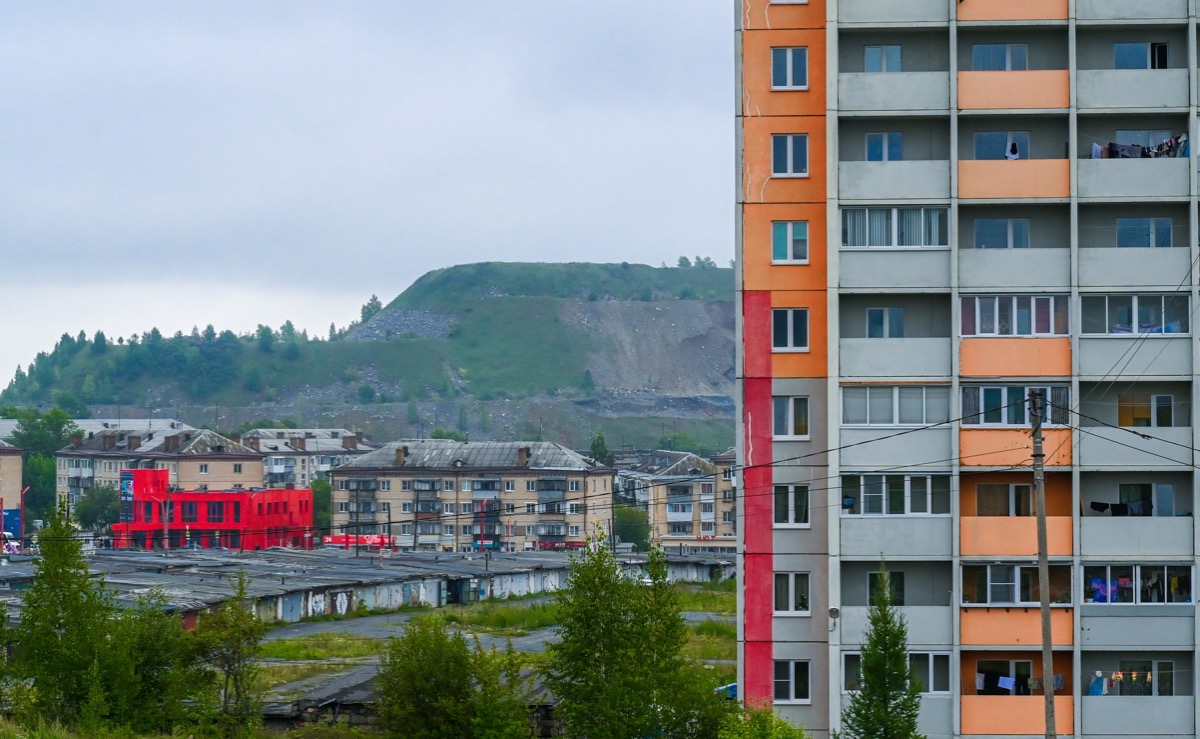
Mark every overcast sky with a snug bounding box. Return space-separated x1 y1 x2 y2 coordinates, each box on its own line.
1 1 733 380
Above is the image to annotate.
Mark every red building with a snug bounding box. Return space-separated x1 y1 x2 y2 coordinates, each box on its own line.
113 469 314 551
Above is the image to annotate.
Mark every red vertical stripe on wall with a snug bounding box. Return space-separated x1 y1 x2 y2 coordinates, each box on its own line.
743 292 772 379
742 360 774 700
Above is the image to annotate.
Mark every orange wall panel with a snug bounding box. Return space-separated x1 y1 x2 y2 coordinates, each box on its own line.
957 0 1067 21
959 160 1070 200
769 289 827 378
958 71 1069 110
960 338 1071 378
960 428 1072 467
743 116 827 206
961 608 1074 647
742 203 827 292
742 30 827 117
961 472 1072 517
961 696 1074 735
741 0 826 30
961 516 1073 556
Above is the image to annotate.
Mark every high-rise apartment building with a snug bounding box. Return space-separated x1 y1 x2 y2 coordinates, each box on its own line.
737 2 1199 737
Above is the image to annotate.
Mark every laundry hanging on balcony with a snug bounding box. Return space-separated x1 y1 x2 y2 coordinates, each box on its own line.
1094 133 1189 159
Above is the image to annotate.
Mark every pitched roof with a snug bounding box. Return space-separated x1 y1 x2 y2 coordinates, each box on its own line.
59 428 260 458
620 450 716 478
339 439 604 473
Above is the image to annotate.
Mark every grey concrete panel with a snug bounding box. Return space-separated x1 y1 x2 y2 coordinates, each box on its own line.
956 29 1070 71
1078 381 1191 426
838 118 951 161
958 248 1071 290
1079 246 1193 290
838 0 948 25
1077 338 1192 379
840 249 952 291
838 161 951 200
841 606 953 647
837 32 950 73
841 561 953 607
838 72 950 113
1081 612 1195 648
839 427 953 468
837 691 953 738
958 204 1070 250
1078 69 1190 110
1078 0 1187 20
839 338 952 379
1078 426 1194 468
1076 28 1189 70
1081 517 1193 558
1079 202 1190 248
840 516 954 558
1081 697 1194 736
840 295 952 339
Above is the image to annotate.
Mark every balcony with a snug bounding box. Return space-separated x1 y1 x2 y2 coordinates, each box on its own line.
1078 426 1194 468
1078 336 1192 378
666 510 693 523
838 161 950 201
839 427 952 468
1081 516 1193 558
838 0 948 25
838 72 949 114
840 516 952 558
839 249 951 291
268 464 294 474
957 0 1067 22
842 606 952 646
959 248 1070 290
960 516 1071 556
961 607 1074 646
839 338 952 379
960 428 1072 467
1080 610 1196 649
958 71 1069 110
1079 246 1192 290
960 696 1073 735
1077 0 1188 21
1078 158 1189 199
1078 69 1189 110
959 337 1071 378
1081 696 1193 736
959 160 1069 200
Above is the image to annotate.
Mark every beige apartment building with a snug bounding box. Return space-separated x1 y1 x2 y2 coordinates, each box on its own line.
330 440 613 552
57 428 263 508
0 441 22 513
616 450 736 554
240 428 377 488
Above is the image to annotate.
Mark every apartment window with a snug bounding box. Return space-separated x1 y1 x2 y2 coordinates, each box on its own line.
400 523 413 534
1119 394 1186 428
525 480 536 492
379 502 390 514
972 44 1028 71
722 510 735 523
771 308 809 351
444 480 455 491
866 307 904 338
961 295 1068 336
1084 564 1192 604
700 502 715 514
525 525 535 536
568 525 581 537
504 502 516 515
337 502 349 513
977 483 1033 516
772 396 810 438
440 525 453 536
961 385 1068 426
1117 129 1172 148
773 661 811 703
774 485 809 526
233 502 241 522
975 131 1029 160
181 502 198 523
864 44 901 73
525 502 536 514
1117 482 1176 517
771 47 808 89
568 480 581 492
772 221 809 263
772 134 809 176
866 132 902 162
963 564 1072 605
461 502 472 514
1117 217 1172 248
504 480 515 492
443 502 454 514
842 474 951 515
975 218 1029 249
233 463 242 474
845 653 950 693
401 502 413 513
774 572 811 614
199 464 208 475
1081 294 1190 335
842 207 947 248
701 483 714 496
568 503 584 515
1113 659 1175 696
668 523 693 535
380 480 392 492
842 386 950 426
1114 42 1168 70
399 480 411 491
668 503 693 514
868 571 905 605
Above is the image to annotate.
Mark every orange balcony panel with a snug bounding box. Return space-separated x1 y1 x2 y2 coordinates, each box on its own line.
961 696 1073 735
960 428 1072 467
958 70 1069 110
961 608 1074 647
960 338 1071 378
959 160 1069 200
957 0 1067 22
961 516 1072 556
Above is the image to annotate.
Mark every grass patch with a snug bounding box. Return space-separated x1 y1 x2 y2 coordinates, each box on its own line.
440 600 559 635
256 661 353 693
675 581 737 616
260 632 384 661
683 619 737 662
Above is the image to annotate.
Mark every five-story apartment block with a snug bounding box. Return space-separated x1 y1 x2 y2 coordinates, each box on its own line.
738 1 1200 737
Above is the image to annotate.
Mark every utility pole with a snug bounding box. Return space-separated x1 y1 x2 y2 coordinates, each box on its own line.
354 486 361 557
1029 389 1056 739
162 488 171 559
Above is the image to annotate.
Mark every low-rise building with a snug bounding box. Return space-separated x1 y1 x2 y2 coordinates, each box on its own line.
330 440 613 552
240 428 376 487
57 428 263 508
616 450 735 555
0 440 22 514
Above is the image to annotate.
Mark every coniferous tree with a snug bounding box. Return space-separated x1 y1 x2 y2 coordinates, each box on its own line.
837 568 925 739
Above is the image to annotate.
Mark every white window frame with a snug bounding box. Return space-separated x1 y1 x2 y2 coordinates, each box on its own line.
771 47 809 90
504 479 515 492
568 480 581 492
337 501 349 513
504 502 516 515
771 221 809 264
400 480 411 491
842 474 952 516
973 131 1030 160
526 480 536 492
976 483 1033 517
401 502 413 513
866 307 904 338
773 572 811 615
773 660 811 704
963 563 1072 606
865 132 903 162
843 652 951 694
864 44 901 73
771 308 809 352
841 207 948 249
1081 294 1190 336
974 218 1030 249
972 43 1029 71
380 480 392 492
774 484 810 527
841 386 951 426
1118 393 1181 428
1084 564 1193 605
772 396 810 439
961 385 1069 427
568 503 583 515
461 502 472 514
444 480 454 491
199 464 208 475
961 295 1068 337
1117 217 1173 248
1114 42 1168 70
771 134 809 178
526 502 536 514
443 502 455 514
568 525 581 537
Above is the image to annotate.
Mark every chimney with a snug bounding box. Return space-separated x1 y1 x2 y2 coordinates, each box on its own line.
228 433 240 444
518 446 531 468
70 433 83 449
342 435 358 451
290 436 306 451
127 435 142 450
245 436 260 452
164 434 179 453
394 445 409 467
102 435 116 451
